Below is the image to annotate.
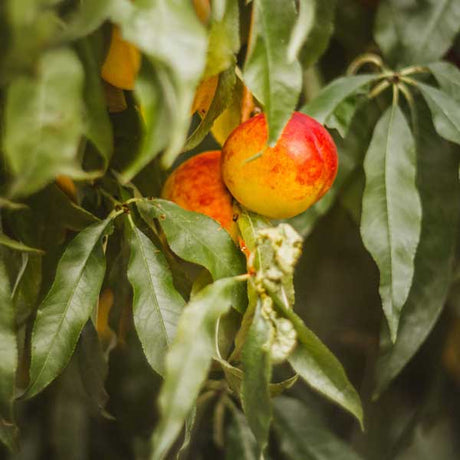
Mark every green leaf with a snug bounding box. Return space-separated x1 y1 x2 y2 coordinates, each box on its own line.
374 0 460 67
4 48 88 197
241 300 272 453
204 0 240 77
77 38 113 169
225 408 258 460
150 277 240 460
417 82 460 145
111 0 207 168
243 0 302 145
267 288 363 426
301 74 376 129
427 61 460 101
288 0 315 61
361 104 421 341
62 0 113 40
23 218 112 399
0 233 44 254
7 184 99 253
373 99 460 398
184 67 236 151
0 254 18 451
121 62 171 182
291 0 337 69
12 253 42 325
126 218 185 376
138 199 247 312
273 396 363 460
325 94 366 138
2 0 60 81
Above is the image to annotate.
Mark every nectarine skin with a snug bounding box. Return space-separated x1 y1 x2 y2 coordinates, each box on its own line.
221 112 338 219
162 151 238 240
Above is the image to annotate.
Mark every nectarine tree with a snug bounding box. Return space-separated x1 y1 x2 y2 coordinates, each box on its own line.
0 1 459 459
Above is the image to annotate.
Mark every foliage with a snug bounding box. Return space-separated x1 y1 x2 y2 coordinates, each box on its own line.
0 0 459 459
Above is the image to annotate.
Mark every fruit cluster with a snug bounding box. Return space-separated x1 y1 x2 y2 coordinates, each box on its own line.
99 24 339 241
163 112 338 240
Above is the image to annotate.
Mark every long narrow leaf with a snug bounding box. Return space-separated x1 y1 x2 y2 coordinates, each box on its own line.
418 82 460 145
373 99 460 398
289 0 337 68
151 277 240 460
267 287 363 426
126 219 185 376
24 218 112 399
360 105 421 341
301 74 376 128
428 61 460 101
0 233 44 254
241 300 272 453
243 0 302 145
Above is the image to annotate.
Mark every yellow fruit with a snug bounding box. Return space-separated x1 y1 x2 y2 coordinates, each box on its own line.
101 26 141 91
193 0 211 23
221 112 338 219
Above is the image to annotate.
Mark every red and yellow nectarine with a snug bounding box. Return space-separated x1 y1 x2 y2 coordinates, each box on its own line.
221 112 338 219
162 150 238 240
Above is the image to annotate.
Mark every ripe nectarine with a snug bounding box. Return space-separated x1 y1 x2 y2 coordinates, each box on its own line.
101 26 141 91
162 151 238 240
221 112 338 219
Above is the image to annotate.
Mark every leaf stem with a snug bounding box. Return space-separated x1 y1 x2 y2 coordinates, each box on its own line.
392 83 400 107
347 53 385 75
368 80 391 99
399 76 419 88
400 65 430 76
107 208 125 220
398 82 418 136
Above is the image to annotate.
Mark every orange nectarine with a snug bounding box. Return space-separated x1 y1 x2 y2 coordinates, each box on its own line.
101 26 141 91
221 112 338 219
162 151 238 240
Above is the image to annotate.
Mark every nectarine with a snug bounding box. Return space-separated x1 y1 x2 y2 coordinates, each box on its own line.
101 26 141 91
162 151 238 240
221 112 338 219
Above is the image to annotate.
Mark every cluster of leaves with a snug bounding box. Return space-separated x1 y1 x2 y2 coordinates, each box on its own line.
1 0 460 459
